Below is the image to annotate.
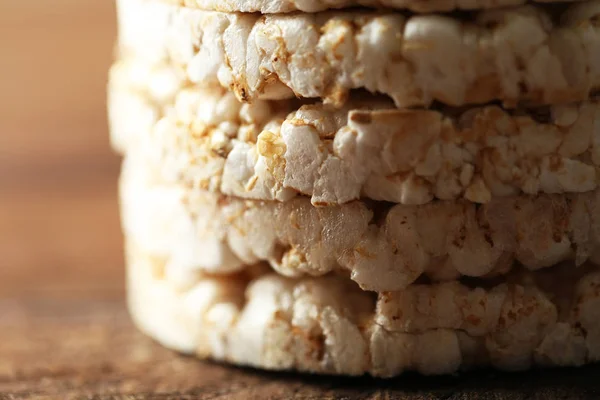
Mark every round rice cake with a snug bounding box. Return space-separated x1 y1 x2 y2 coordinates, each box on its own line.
161 0 584 14
117 0 600 107
110 60 600 206
121 155 600 292
126 240 600 376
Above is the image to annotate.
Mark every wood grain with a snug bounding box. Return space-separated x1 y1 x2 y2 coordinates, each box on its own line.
1 2 600 399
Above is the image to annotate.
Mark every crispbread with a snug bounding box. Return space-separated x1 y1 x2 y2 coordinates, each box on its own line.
162 0 584 13
116 0 600 379
111 60 600 206
127 240 600 376
118 0 600 107
121 156 600 292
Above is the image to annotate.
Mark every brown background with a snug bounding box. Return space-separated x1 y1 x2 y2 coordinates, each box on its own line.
1 2 599 399
0 1 122 300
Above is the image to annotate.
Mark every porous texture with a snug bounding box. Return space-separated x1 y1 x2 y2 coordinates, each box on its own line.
127 240 600 376
110 60 600 206
121 156 600 292
118 0 600 107
162 0 584 13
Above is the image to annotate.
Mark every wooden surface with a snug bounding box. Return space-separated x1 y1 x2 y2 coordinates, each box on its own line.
1 2 600 399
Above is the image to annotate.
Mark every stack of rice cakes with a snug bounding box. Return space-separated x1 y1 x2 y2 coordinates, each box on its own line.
111 0 600 376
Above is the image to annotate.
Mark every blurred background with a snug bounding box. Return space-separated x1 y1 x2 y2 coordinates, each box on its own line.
0 2 123 300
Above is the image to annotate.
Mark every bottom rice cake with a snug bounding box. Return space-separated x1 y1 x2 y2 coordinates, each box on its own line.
126 237 600 377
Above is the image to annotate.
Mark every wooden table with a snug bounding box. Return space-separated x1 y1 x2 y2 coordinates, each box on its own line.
1 2 599 399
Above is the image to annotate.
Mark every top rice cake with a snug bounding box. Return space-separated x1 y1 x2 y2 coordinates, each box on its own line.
119 0 600 108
